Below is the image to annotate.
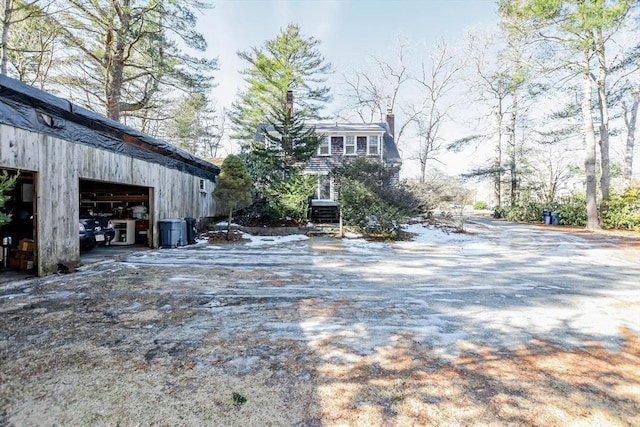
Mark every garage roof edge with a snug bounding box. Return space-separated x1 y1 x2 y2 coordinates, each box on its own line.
0 75 219 180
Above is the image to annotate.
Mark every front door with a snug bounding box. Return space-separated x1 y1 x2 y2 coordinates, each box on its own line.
317 175 332 200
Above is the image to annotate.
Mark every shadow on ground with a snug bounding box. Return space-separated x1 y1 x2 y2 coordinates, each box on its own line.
1 220 639 425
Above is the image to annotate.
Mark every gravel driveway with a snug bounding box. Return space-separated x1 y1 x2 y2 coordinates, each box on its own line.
1 219 639 426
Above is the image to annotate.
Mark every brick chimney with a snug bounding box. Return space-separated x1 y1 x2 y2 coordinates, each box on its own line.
286 90 293 114
386 109 395 140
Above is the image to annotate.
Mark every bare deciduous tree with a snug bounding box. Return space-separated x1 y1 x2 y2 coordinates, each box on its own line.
464 31 513 208
412 39 463 183
340 39 420 148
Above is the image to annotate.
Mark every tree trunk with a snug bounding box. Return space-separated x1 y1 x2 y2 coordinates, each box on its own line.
226 206 233 240
595 29 610 203
1 0 12 76
105 38 125 120
494 100 503 208
623 92 639 186
582 51 600 231
105 0 129 121
508 91 517 207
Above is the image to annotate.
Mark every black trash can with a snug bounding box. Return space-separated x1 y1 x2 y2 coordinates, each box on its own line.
551 211 560 226
184 217 197 244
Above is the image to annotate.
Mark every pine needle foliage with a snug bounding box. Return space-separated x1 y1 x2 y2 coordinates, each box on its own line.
213 155 252 238
0 171 18 227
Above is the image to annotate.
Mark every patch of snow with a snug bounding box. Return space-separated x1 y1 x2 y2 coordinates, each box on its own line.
168 275 201 282
402 223 476 244
123 301 143 311
46 290 76 299
215 221 240 227
343 238 389 254
243 233 309 247
343 232 363 239
0 293 23 300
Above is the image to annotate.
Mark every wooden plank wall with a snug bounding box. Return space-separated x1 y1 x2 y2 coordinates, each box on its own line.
0 124 218 275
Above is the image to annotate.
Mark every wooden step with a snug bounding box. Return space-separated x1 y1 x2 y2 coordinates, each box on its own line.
311 206 339 224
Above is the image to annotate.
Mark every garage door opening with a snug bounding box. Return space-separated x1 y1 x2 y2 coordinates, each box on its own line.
0 168 36 276
80 179 152 249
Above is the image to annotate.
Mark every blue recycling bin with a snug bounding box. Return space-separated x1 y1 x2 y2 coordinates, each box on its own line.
542 210 551 225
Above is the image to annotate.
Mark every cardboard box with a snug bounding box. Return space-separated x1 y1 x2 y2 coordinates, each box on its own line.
18 239 35 253
20 259 34 271
8 256 19 270
15 252 34 270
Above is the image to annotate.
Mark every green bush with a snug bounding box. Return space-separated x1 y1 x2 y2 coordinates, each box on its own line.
338 177 407 239
473 201 488 210
602 187 640 231
489 188 640 230
334 158 413 239
0 171 17 226
496 190 552 222
263 174 317 223
503 201 548 222
556 193 587 227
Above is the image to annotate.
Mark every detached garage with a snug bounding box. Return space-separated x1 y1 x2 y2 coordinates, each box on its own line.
0 75 220 276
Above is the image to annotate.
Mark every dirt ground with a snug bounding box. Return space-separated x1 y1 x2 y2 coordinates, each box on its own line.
1 219 639 426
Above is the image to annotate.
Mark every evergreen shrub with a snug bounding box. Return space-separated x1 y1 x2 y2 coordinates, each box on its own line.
556 193 587 227
334 158 413 239
473 201 488 210
264 175 317 223
602 187 640 231
339 178 407 239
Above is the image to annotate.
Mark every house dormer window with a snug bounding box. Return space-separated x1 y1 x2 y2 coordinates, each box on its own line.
318 136 330 156
345 136 356 155
368 135 380 155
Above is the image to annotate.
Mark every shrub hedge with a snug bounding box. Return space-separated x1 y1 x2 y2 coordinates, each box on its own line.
494 187 640 231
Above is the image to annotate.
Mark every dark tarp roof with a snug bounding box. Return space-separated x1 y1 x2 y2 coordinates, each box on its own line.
0 75 219 181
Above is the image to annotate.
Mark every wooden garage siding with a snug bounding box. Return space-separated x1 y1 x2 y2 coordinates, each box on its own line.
1 123 217 275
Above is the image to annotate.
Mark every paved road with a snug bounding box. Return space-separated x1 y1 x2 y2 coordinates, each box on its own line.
2 218 639 425
104 218 640 357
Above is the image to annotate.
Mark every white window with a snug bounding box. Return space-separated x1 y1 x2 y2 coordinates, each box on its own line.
368 135 380 155
318 136 330 156
345 136 355 155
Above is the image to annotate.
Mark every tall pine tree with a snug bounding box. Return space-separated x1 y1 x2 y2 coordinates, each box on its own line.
251 100 321 187
229 23 332 143
41 0 217 121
